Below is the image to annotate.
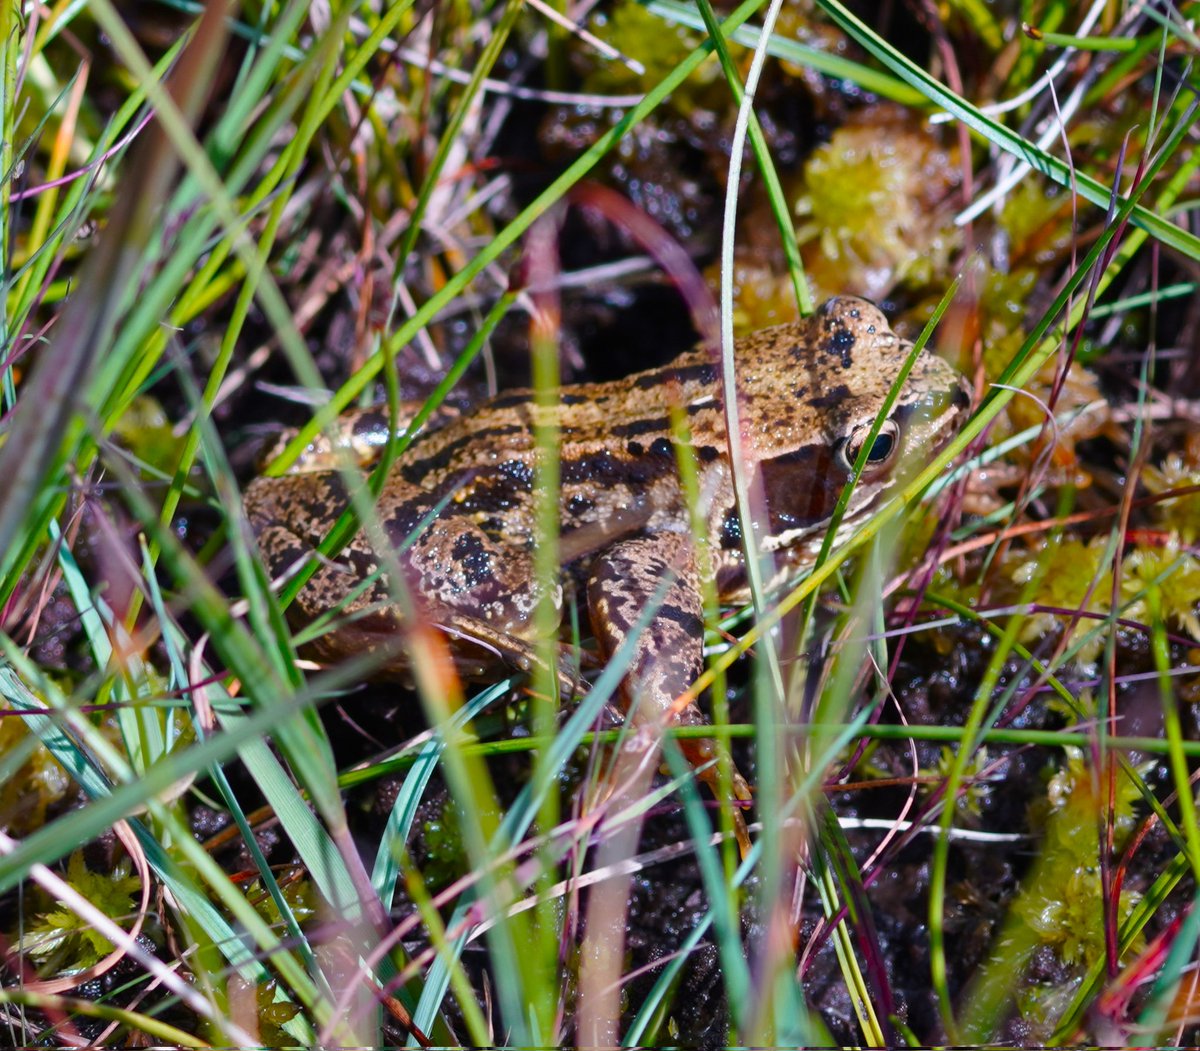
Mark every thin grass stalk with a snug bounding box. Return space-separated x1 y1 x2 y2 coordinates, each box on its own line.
0 22 281 613
1054 854 1189 1039
712 0 794 1037
0 989 212 1047
690 0 810 318
1134 586 1200 1028
346 717 1200 767
390 0 523 281
9 66 87 310
0 0 18 410
150 4 359 566
648 0 928 106
818 0 1200 260
0 2 229 579
0 647 321 1001
527 213 563 1041
670 407 740 877
399 846 491 1046
405 648 533 1045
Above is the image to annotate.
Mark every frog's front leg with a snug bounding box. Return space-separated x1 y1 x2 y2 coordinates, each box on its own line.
586 532 752 850
246 470 559 678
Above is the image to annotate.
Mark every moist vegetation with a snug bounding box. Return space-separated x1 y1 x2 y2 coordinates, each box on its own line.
1 1 1200 1047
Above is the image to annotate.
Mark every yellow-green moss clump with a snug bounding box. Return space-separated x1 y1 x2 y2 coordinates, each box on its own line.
794 118 961 303
1014 751 1143 969
17 851 142 973
720 114 961 333
1000 531 1200 666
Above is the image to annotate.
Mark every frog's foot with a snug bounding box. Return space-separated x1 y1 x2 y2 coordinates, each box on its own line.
677 729 753 857
587 532 754 854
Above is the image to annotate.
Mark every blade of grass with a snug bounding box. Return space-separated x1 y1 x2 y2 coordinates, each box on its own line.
688 0 810 317
0 0 229 575
648 0 928 106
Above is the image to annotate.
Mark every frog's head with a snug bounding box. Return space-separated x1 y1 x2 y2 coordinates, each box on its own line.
744 295 971 554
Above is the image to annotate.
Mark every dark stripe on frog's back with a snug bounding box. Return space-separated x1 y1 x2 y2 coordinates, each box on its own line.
396 347 724 486
398 423 528 483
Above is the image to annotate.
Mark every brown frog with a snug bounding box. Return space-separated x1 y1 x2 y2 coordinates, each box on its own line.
246 296 969 837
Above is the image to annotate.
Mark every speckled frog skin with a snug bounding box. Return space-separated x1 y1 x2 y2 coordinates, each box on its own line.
246 296 969 819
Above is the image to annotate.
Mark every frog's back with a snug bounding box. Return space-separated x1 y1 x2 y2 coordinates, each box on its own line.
388 344 729 554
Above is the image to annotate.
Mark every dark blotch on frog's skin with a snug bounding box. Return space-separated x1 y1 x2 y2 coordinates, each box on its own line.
565 447 677 486
452 533 492 590
560 449 620 484
496 458 535 488
299 473 350 525
633 362 717 390
720 508 743 549
352 410 388 440
823 324 858 369
656 602 704 637
612 416 670 438
447 481 518 514
384 503 429 548
567 493 593 516
808 385 851 411
401 424 523 481
484 391 530 411
814 299 860 368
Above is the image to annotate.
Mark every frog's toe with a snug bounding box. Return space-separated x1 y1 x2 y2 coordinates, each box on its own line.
692 758 752 856
678 734 753 851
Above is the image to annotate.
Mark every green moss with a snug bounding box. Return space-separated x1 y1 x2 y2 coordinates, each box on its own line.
255 979 304 1047
934 744 992 820
1014 752 1143 970
421 798 471 891
0 710 73 836
1003 533 1200 664
112 395 189 480
1007 537 1113 666
793 121 960 301
249 875 318 928
1120 539 1200 642
18 851 143 974
582 4 720 116
1144 452 1200 546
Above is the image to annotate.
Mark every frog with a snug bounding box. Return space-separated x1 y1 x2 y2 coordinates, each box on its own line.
245 296 970 843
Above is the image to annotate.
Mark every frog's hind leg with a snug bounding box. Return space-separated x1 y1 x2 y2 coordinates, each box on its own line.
244 471 416 673
586 532 752 853
246 470 561 680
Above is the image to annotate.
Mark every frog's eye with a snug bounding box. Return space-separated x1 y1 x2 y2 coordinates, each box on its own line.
843 420 900 470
